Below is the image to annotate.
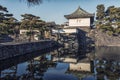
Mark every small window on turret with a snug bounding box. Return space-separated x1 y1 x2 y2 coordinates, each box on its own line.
77 19 81 23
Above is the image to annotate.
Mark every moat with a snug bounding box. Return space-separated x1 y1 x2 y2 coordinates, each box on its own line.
0 0 120 80
0 46 120 80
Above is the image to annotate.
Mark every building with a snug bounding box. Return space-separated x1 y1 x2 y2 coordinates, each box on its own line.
19 29 40 40
19 21 56 40
51 6 95 54
64 6 94 28
52 6 94 34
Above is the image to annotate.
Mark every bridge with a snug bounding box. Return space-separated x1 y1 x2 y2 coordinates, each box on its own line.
0 40 59 60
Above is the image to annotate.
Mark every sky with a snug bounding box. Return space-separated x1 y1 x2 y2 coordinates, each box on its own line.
0 0 120 24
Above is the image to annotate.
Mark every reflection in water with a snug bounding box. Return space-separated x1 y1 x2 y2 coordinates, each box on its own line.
1 55 57 80
95 60 120 80
96 47 120 61
0 45 120 80
95 47 120 80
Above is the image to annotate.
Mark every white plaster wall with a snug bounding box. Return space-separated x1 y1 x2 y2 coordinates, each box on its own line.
52 57 77 63
52 29 77 34
61 29 77 33
20 29 39 34
69 18 90 26
20 30 28 34
69 63 91 71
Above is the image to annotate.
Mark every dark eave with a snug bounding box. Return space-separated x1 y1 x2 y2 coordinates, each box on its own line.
64 6 94 19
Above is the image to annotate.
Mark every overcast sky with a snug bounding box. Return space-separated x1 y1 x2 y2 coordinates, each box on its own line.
0 0 120 24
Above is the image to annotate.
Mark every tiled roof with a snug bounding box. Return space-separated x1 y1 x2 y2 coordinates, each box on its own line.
64 6 94 19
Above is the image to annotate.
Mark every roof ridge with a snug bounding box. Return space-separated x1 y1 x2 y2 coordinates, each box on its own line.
64 6 94 19
75 6 90 14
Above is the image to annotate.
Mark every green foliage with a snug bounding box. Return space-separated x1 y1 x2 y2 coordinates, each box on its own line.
114 28 120 34
0 5 18 35
26 31 35 36
107 31 113 36
0 5 8 12
96 4 105 20
96 4 120 36
20 13 51 40
20 14 46 30
0 4 52 41
26 0 42 6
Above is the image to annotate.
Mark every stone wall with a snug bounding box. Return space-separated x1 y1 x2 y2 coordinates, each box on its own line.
0 40 58 60
85 29 120 46
95 30 120 46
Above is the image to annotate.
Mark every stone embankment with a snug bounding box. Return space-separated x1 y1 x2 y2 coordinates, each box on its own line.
95 30 120 46
0 40 59 60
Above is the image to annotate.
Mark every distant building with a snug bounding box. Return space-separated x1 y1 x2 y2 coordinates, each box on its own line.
64 6 94 28
19 21 57 40
20 29 40 40
52 6 94 34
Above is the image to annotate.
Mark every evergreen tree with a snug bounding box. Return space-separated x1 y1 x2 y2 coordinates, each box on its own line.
20 0 42 6
96 4 105 21
20 13 46 41
96 4 120 35
0 5 17 35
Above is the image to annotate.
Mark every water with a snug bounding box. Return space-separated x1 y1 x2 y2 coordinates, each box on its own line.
0 46 120 80
95 46 120 80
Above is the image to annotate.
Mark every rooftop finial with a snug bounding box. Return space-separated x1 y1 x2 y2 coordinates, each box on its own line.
77 6 81 10
78 6 80 8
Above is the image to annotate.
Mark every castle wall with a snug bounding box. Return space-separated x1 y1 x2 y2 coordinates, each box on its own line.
0 40 59 60
69 18 90 27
